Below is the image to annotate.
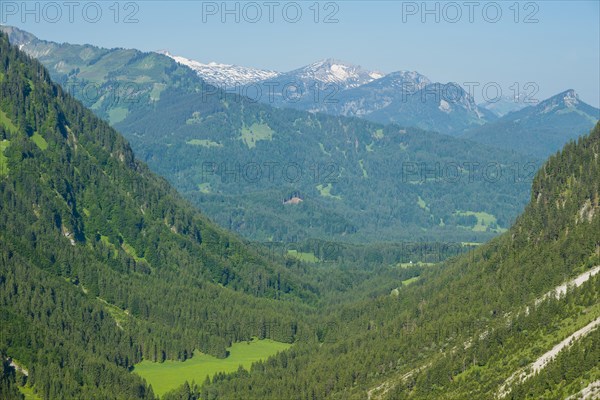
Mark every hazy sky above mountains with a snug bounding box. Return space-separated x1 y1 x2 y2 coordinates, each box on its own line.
4 0 599 106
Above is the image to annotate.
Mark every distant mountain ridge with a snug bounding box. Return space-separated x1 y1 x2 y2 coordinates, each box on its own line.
464 89 600 158
5 27 596 140
343 80 498 135
160 50 599 140
161 51 383 90
308 70 431 117
479 93 532 117
163 50 494 135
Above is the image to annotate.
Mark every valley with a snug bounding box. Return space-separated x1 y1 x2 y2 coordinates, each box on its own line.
4 25 597 246
0 4 599 399
0 26 540 244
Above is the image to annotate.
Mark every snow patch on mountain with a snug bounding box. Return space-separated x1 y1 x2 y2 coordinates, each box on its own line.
157 50 279 87
288 58 384 90
439 99 451 113
563 89 580 107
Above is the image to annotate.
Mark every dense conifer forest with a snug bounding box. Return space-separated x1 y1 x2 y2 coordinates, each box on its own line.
0 28 599 400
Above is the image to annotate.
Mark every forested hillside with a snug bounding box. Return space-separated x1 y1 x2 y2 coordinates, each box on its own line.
0 30 453 400
118 88 535 244
194 123 600 399
0 30 318 399
1 23 598 400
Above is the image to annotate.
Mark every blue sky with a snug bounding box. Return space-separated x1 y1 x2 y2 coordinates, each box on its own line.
3 0 599 106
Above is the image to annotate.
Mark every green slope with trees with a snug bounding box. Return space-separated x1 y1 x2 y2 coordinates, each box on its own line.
0 32 451 399
1 26 598 400
118 87 535 244
193 123 600 399
0 30 315 399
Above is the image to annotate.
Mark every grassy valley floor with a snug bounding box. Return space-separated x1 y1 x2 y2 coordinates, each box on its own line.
133 338 292 396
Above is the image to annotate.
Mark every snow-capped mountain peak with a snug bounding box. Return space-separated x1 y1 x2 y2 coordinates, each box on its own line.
290 58 384 89
157 50 279 87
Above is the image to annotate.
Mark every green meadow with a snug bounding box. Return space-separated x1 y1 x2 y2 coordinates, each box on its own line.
316 183 342 199
18 385 42 400
186 139 223 148
0 109 18 133
133 338 292 396
401 276 420 286
455 210 506 233
0 139 10 176
31 133 48 150
240 122 274 148
287 249 320 263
